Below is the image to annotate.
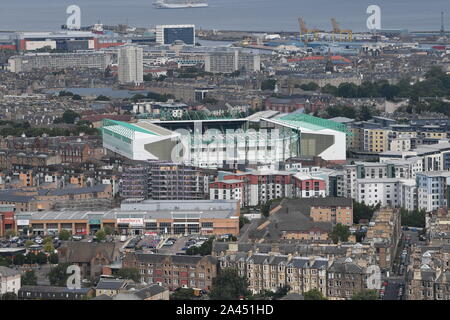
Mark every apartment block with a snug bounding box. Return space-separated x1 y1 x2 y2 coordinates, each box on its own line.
123 252 217 291
416 171 450 212
121 161 209 200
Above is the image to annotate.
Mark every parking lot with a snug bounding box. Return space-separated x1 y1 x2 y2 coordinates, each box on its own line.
157 235 211 255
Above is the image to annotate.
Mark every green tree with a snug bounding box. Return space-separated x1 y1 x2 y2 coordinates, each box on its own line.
353 200 379 224
58 229 71 241
351 289 379 300
209 268 251 300
43 237 53 245
0 256 12 267
400 208 426 228
24 252 37 265
5 230 17 239
261 79 277 91
1 292 18 300
330 223 351 244
272 285 291 299
95 95 110 101
13 253 25 266
36 252 48 264
49 253 59 265
72 94 82 100
95 229 106 242
239 216 250 229
186 237 214 256
116 268 140 282
103 226 113 235
21 270 38 286
303 288 327 300
48 263 71 286
62 110 80 124
44 242 55 253
299 82 319 91
25 240 34 248
170 288 196 300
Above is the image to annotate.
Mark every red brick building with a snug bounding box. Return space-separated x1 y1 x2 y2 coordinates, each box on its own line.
0 204 15 237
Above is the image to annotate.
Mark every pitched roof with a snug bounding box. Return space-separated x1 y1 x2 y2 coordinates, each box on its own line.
58 242 119 263
0 266 21 277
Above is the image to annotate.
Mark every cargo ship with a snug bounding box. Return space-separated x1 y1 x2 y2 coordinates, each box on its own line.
153 0 208 9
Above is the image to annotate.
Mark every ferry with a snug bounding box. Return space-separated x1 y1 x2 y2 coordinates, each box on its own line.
154 0 208 9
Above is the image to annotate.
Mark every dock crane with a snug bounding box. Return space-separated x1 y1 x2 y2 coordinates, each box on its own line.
331 18 353 41
298 18 321 43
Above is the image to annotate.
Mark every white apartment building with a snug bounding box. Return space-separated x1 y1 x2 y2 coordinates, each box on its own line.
118 46 144 85
205 50 260 74
400 179 418 211
356 178 401 207
0 266 21 295
417 171 450 212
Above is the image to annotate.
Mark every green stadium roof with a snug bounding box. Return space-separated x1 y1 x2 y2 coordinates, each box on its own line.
102 119 159 136
278 113 352 135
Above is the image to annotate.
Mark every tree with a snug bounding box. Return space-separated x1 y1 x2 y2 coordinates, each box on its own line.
303 288 327 300
272 285 291 299
186 237 214 256
43 237 53 245
44 242 55 253
95 95 110 101
353 200 379 224
25 240 34 248
209 268 251 300
400 208 426 228
1 292 18 300
13 253 25 266
103 226 113 235
351 289 379 300
261 79 277 91
171 288 196 300
116 268 140 282
58 229 71 241
5 230 17 239
48 263 71 287
330 223 351 244
72 94 82 100
239 216 250 229
22 270 38 286
299 82 319 91
49 253 59 265
36 252 48 264
62 110 80 124
95 229 106 242
24 252 37 265
0 256 11 267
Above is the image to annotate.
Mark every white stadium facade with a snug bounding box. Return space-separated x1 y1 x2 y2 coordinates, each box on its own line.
101 113 349 169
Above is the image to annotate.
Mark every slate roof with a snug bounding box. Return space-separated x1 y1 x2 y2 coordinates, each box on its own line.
58 242 119 263
95 279 126 290
0 266 21 277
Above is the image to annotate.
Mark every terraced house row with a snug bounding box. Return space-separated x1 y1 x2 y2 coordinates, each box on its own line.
218 251 368 300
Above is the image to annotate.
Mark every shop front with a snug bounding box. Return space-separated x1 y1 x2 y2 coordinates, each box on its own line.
117 218 144 236
89 219 102 235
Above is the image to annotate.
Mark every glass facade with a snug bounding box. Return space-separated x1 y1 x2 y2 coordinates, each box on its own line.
164 27 195 45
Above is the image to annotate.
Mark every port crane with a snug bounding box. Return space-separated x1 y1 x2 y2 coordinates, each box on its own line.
331 18 353 42
298 18 321 43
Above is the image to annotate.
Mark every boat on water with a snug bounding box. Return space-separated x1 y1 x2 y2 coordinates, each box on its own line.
153 0 208 9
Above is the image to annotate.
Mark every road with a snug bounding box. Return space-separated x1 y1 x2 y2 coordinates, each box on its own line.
238 219 260 243
383 280 404 300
